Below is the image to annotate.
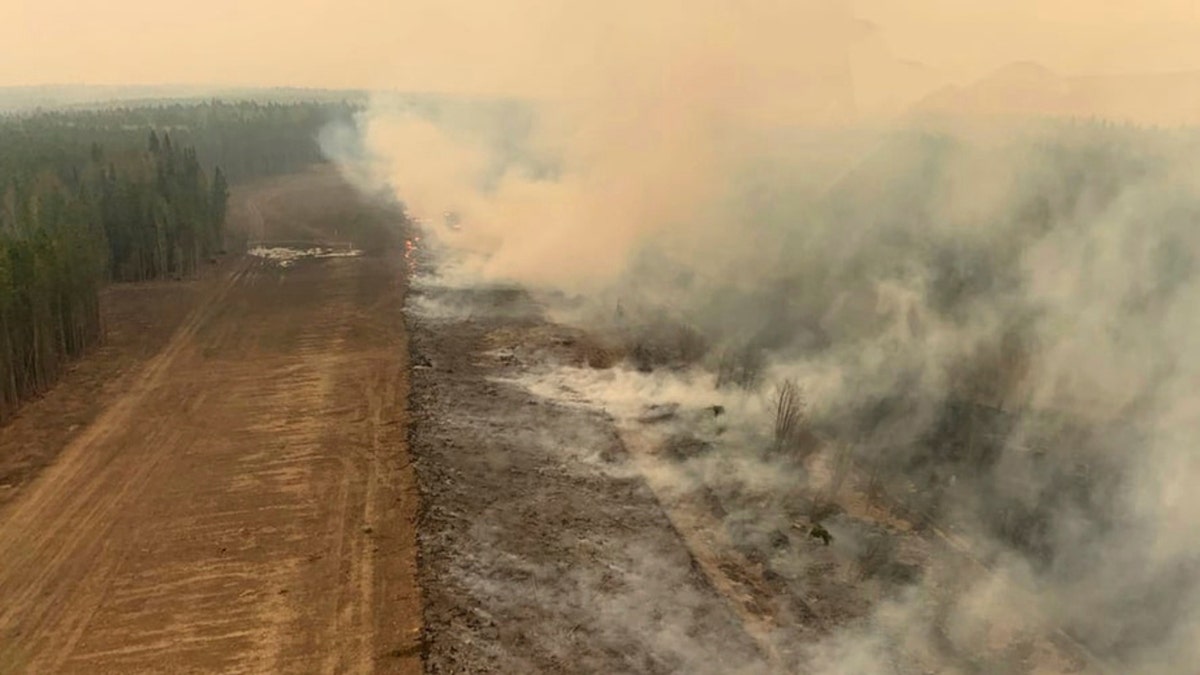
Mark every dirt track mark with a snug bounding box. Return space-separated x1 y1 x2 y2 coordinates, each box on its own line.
0 170 419 674
0 260 251 670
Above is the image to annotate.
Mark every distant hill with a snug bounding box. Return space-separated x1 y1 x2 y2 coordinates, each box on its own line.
911 62 1200 126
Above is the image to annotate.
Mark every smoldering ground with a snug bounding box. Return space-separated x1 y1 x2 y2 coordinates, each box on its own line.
405 126 1200 673
322 2 1200 672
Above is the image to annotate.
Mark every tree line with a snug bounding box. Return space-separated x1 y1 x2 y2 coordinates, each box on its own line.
0 100 354 419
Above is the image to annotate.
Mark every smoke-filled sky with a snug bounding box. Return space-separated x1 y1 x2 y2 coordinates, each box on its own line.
6 0 1200 108
8 0 1199 670
311 1 1200 663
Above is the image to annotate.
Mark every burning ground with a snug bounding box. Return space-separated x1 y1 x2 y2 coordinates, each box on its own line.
328 16 1200 665
404 245 1102 673
383 116 1200 673
406 268 765 673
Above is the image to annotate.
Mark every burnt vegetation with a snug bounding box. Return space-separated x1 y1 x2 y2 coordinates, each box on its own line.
597 122 1193 666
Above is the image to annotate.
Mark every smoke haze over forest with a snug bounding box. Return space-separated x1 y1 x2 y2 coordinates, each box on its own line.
311 3 1200 672
6 1 1199 672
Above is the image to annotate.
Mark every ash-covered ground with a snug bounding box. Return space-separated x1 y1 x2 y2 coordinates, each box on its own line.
404 251 1097 674
407 277 765 673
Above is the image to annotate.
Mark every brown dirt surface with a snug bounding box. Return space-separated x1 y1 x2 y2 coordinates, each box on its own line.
0 281 202 510
0 167 421 674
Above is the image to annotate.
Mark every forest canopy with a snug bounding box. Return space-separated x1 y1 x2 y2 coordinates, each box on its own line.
0 99 357 418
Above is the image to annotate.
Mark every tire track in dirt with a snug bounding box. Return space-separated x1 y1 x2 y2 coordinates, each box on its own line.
0 171 419 674
0 261 250 672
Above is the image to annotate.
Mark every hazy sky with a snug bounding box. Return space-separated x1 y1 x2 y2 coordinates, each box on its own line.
4 0 1200 93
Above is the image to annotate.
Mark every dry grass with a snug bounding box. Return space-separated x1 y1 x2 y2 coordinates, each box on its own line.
774 380 803 450
826 442 854 499
857 533 894 580
627 321 708 372
716 347 764 390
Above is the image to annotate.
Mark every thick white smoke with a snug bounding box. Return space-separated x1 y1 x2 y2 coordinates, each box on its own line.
322 2 1200 671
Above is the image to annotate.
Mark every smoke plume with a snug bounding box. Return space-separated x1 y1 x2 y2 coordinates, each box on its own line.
323 2 1200 672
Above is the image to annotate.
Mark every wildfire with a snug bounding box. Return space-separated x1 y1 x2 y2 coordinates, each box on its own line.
403 235 421 275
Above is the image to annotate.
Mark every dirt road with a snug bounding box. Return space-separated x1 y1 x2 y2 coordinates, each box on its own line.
0 169 420 674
